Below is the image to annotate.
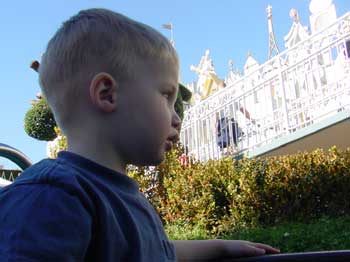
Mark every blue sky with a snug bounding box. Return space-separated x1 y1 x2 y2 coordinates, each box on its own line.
0 0 348 168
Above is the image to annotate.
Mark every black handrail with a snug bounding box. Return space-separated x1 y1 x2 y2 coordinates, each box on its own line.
229 250 350 262
0 143 32 170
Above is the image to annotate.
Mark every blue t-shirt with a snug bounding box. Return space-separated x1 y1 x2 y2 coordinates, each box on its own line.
0 151 176 262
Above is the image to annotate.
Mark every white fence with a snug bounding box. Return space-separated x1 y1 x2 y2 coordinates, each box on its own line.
180 13 350 161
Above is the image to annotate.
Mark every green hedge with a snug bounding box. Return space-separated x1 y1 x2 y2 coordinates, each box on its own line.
24 98 57 141
129 146 350 234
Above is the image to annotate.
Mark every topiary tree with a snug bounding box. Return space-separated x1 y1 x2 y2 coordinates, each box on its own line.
24 97 57 141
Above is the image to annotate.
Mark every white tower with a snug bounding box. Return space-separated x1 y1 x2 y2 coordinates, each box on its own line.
225 59 240 87
267 5 280 60
309 0 337 33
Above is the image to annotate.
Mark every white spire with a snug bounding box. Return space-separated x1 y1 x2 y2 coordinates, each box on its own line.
290 8 300 23
244 51 259 75
226 59 240 86
228 59 234 72
284 8 309 49
267 5 280 59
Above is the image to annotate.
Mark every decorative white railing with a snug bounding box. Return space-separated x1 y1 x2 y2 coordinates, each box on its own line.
180 12 350 161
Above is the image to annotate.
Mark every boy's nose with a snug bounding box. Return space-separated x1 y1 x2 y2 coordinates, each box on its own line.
172 112 182 132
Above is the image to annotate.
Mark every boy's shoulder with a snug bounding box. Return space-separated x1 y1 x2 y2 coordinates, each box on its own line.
0 154 97 218
11 157 82 190
2 154 96 204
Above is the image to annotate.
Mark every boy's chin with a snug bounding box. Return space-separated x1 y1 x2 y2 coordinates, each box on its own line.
146 155 165 166
133 154 165 167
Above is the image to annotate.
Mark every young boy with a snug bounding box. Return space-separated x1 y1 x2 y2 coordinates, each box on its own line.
0 8 279 261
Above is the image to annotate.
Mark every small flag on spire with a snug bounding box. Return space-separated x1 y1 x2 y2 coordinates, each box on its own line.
162 23 172 30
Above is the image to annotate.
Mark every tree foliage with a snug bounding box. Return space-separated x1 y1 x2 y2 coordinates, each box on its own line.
130 147 350 234
24 98 57 141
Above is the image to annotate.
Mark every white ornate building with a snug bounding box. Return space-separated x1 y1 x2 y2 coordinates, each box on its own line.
181 0 350 161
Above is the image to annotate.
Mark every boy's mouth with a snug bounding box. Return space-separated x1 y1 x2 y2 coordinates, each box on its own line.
165 140 173 152
167 133 179 142
165 134 178 152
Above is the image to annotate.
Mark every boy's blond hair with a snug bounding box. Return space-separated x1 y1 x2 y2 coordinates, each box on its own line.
39 8 179 131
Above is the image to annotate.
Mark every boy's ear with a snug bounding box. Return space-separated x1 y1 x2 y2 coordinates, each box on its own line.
89 73 118 113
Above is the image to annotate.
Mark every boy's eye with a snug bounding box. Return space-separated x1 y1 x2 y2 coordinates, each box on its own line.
163 92 173 100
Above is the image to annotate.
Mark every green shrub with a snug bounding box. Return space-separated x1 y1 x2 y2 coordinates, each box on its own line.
24 98 57 141
166 216 350 252
165 221 209 240
221 216 350 252
129 146 350 234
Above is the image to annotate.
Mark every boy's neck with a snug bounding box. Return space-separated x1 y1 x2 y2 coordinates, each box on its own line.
67 143 127 175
